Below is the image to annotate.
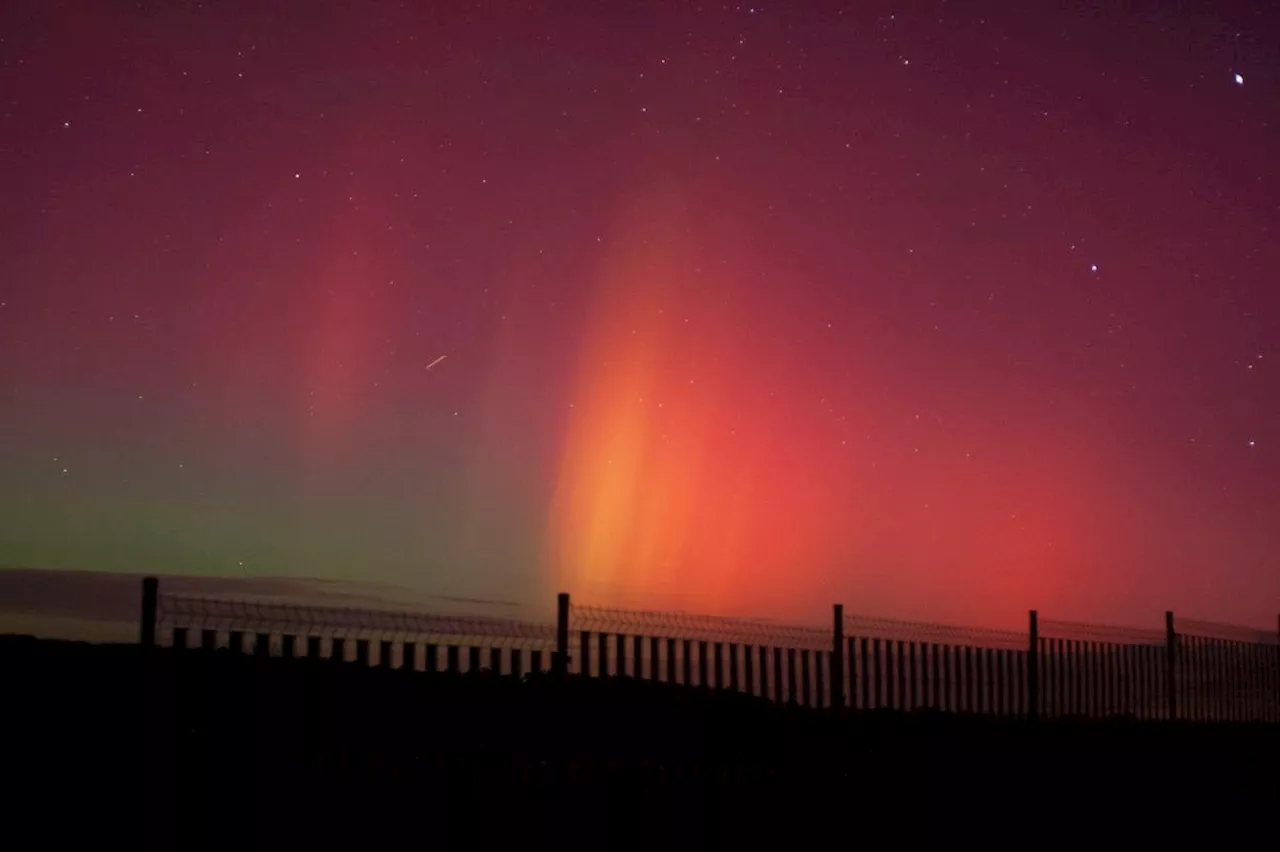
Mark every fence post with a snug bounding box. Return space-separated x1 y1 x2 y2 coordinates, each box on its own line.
832 604 846 711
555 592 570 678
1028 610 1039 721
1165 611 1178 721
140 577 158 647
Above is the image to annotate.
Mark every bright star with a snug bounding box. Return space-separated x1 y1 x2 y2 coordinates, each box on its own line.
1090 264 1098 274
1234 73 1244 85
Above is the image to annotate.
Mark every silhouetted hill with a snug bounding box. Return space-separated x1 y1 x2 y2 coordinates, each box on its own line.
5 634 1274 849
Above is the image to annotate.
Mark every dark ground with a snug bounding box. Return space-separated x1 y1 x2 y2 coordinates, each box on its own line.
4 635 1276 849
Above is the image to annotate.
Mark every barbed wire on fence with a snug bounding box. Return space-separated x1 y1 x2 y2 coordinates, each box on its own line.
842 612 1028 650
1038 618 1167 647
1175 617 1277 645
569 604 831 650
155 590 1277 658
158 594 557 649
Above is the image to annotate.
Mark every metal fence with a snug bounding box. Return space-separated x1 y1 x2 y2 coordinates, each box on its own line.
141 578 1280 723
154 590 558 678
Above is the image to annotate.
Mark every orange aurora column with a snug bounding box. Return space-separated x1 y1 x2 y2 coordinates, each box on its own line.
545 185 839 615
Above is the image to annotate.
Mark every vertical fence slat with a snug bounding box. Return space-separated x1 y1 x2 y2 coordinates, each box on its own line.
1185 637 1196 722
1046 638 1057 718
907 642 919 711
1126 644 1136 716
755 645 765 700
1234 641 1246 722
929 643 940 712
768 647 778 701
1014 650 1025 718
555 593 570 678
140 577 158 647
832 605 845 710
994 649 1006 717
1165 612 1178 721
1027 612 1039 720
871 640 883 710
896 642 907 711
963 646 975 714
983 648 995 715
940 645 952 713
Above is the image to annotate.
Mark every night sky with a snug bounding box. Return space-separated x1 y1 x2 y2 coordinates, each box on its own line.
2 1 1277 631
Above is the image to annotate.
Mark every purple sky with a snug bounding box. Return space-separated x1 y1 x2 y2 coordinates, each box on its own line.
1 1 1277 633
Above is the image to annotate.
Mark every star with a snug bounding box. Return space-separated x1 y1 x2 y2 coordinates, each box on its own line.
1234 73 1244 86
1089 264 1098 274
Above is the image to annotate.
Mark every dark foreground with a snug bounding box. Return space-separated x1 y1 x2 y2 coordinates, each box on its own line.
6 635 1277 848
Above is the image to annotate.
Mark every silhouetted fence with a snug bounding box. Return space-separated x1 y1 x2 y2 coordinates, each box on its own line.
141 578 1280 723
151 582 558 678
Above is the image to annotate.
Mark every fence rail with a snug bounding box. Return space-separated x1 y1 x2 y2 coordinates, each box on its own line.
140 578 1280 724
